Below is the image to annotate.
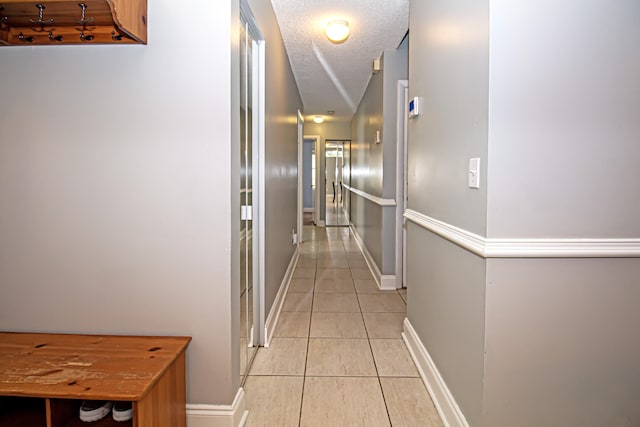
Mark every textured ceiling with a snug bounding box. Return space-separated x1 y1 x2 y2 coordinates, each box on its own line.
271 0 409 122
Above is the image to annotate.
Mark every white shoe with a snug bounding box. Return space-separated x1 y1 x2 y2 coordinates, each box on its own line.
112 401 133 422
79 401 113 422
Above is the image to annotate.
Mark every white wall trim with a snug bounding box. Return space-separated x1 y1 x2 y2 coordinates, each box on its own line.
263 247 299 347
187 388 248 427
380 275 397 290
396 80 409 290
350 225 397 290
404 209 640 258
303 208 314 213
402 319 469 427
344 184 396 207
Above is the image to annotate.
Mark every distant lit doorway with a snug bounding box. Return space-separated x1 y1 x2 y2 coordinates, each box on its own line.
325 140 350 227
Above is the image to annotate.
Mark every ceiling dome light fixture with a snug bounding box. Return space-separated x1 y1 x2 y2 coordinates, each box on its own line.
313 116 325 124
325 19 350 44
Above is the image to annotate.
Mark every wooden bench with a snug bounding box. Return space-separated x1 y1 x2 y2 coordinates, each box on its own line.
0 332 191 427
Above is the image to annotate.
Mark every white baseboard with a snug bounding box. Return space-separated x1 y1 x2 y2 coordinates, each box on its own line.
350 225 397 290
187 388 248 427
264 247 300 347
402 319 469 427
380 275 397 291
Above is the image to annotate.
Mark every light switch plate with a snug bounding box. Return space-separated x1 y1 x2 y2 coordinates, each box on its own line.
469 158 480 189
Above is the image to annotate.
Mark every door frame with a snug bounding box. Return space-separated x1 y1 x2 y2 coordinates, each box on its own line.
304 134 322 227
396 80 408 289
240 0 266 346
297 111 304 244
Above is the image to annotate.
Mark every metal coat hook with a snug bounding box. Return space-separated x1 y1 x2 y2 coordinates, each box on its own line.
48 31 63 42
28 4 54 25
79 31 94 41
18 32 35 43
75 3 94 26
0 7 7 27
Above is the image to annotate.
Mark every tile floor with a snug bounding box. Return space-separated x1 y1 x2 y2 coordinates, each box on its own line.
325 194 349 226
244 226 443 427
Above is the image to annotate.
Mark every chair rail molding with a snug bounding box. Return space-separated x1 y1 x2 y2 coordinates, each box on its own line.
343 184 396 207
404 209 640 258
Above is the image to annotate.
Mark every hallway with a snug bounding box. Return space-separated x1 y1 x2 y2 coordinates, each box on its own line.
243 226 443 426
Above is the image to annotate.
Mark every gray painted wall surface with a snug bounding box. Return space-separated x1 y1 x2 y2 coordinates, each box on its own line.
484 258 640 427
0 0 236 404
407 0 489 236
406 224 486 427
406 1 640 426
487 1 640 238
382 37 408 199
350 196 383 268
352 70 384 196
248 0 303 320
350 42 407 276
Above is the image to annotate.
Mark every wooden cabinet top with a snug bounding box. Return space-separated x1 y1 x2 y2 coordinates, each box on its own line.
0 332 191 400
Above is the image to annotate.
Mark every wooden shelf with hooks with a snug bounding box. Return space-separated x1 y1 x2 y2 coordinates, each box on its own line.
0 0 147 46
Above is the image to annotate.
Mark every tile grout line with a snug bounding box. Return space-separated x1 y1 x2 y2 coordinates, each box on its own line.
297 240 318 427
346 229 395 427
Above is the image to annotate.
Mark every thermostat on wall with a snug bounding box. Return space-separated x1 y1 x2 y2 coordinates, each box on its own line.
409 97 422 119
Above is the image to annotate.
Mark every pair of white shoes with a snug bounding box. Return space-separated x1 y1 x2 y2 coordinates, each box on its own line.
79 400 132 423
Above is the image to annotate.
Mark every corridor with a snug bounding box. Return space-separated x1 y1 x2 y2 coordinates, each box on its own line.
243 226 443 426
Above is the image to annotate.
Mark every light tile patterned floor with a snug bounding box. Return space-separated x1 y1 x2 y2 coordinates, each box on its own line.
244 226 443 427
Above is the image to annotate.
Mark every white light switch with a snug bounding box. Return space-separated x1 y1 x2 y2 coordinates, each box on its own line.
468 158 480 189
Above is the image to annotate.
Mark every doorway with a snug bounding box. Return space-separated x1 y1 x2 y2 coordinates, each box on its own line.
325 140 350 227
303 138 314 226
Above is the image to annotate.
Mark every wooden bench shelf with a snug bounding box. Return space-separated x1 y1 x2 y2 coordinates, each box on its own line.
0 0 147 46
0 332 191 427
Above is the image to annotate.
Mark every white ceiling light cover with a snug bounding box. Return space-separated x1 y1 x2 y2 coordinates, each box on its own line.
271 0 409 122
325 19 350 43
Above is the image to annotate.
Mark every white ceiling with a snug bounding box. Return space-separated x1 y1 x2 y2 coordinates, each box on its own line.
270 0 409 123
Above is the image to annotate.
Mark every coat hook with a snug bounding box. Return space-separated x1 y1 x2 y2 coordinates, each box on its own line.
28 4 54 25
75 3 94 26
18 32 35 43
111 31 123 41
79 31 94 41
48 31 63 42
0 7 7 27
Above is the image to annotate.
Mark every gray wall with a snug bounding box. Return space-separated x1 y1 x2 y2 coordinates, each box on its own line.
484 258 640 427
0 0 237 405
406 224 486 426
480 1 640 425
407 0 489 237
487 0 640 239
247 0 304 321
350 40 408 276
406 0 640 426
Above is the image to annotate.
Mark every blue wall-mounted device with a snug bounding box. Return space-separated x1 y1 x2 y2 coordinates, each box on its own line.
409 97 421 119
